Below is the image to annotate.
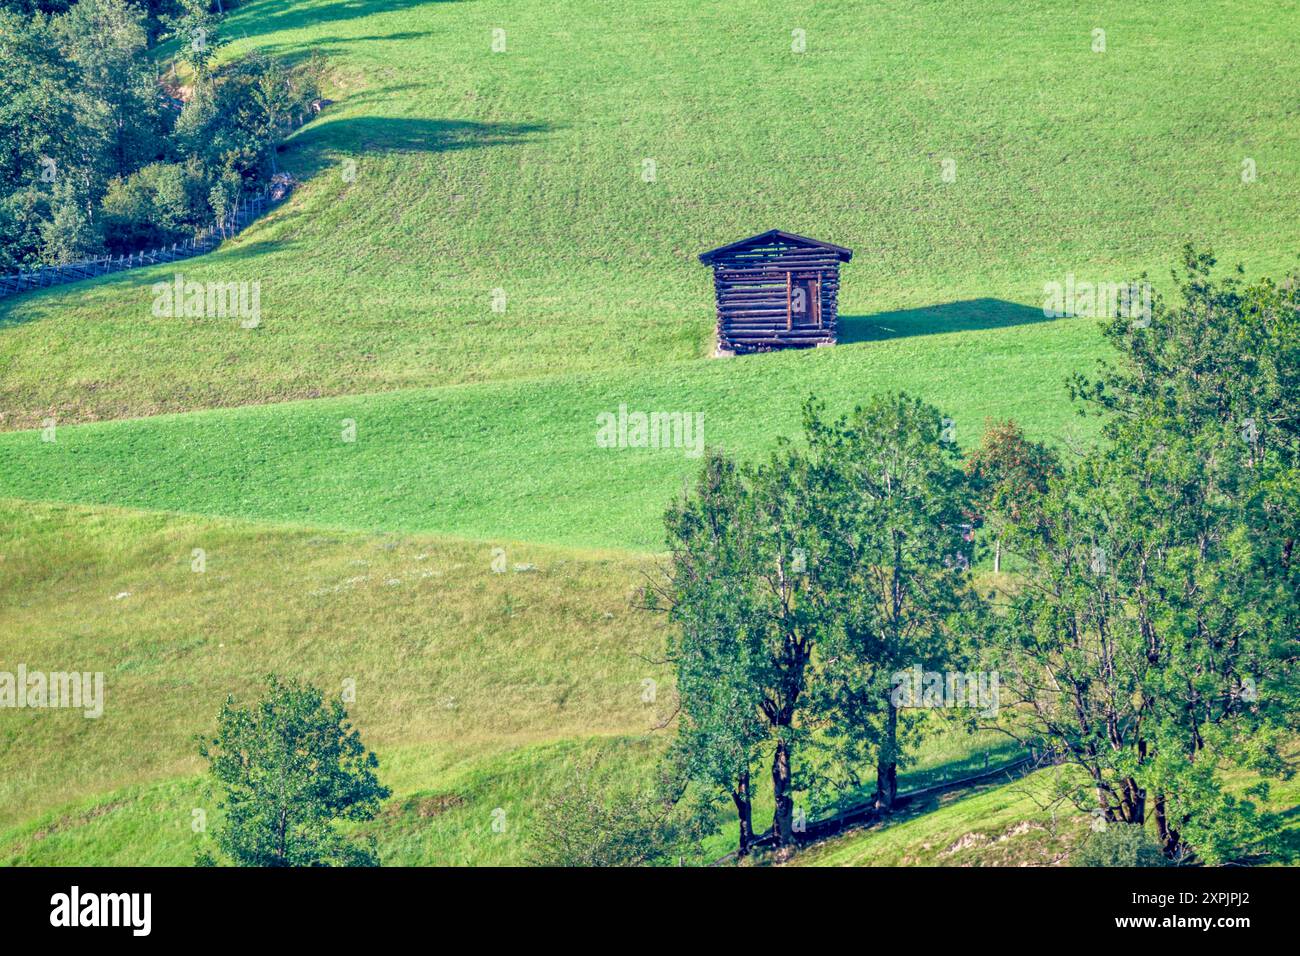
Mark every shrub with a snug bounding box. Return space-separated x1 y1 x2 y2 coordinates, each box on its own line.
1072 824 1169 867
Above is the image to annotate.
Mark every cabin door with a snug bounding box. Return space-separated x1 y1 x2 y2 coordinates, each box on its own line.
787 274 822 329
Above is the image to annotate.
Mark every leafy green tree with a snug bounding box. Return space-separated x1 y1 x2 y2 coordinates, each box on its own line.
39 177 99 263
661 448 831 848
997 247 1299 862
100 161 204 253
55 0 162 179
207 167 240 234
172 77 219 157
965 419 1061 573
248 54 293 175
165 0 226 79
0 11 79 186
0 0 75 17
802 394 981 810
0 9 85 267
659 452 766 853
0 187 48 271
197 675 390 867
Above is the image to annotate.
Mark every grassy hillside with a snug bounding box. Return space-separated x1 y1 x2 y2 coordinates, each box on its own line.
0 314 1104 550
2 0 1298 429
0 499 1008 865
791 754 1300 867
0 499 665 833
4 0 1299 869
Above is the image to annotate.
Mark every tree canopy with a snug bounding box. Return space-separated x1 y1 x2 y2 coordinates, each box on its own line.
197 675 390 867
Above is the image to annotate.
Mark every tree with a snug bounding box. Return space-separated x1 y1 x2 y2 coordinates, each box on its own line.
207 167 240 235
55 0 162 180
660 453 764 853
248 54 292 175
39 177 99 263
996 247 1299 862
172 76 219 159
100 161 204 254
165 0 226 80
965 419 1060 573
661 448 831 849
0 9 85 267
197 675 390 867
802 394 981 810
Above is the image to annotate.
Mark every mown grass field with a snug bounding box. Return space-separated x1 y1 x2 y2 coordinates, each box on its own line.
4 0 1300 866
1 0 1298 429
0 314 1104 550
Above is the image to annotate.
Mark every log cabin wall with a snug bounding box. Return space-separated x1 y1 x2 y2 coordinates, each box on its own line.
699 232 851 354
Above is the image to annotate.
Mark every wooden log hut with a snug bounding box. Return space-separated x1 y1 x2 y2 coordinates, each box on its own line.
698 230 853 354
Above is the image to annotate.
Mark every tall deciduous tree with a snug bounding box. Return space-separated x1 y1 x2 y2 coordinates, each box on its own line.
55 0 162 179
661 452 764 853
998 247 1299 862
803 394 981 810
0 9 84 268
662 448 831 849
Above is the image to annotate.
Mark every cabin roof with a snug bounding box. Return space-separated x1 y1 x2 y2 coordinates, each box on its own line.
697 229 854 265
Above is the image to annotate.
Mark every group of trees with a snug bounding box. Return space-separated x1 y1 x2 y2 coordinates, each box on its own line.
655 394 970 848
993 249 1300 862
657 394 995 854
658 247 1298 864
0 0 322 271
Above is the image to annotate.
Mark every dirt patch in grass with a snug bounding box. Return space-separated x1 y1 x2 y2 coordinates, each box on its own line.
32 798 130 842
381 793 467 821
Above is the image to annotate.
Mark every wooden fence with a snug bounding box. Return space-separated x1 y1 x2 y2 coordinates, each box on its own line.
0 184 293 300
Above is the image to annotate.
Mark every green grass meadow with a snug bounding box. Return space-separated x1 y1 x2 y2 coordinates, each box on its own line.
0 314 1105 550
0 499 1007 865
3 0 1300 865
2 0 1298 429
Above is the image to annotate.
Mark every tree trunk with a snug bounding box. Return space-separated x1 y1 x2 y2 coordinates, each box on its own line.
1153 794 1184 860
993 539 1001 575
875 701 899 811
1119 777 1146 825
732 769 754 855
770 739 794 846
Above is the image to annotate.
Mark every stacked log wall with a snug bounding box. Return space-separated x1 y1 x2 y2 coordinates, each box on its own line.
711 242 841 353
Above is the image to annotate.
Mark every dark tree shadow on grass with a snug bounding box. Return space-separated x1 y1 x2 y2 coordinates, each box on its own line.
226 0 463 47
249 31 435 66
838 297 1056 344
282 116 551 180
